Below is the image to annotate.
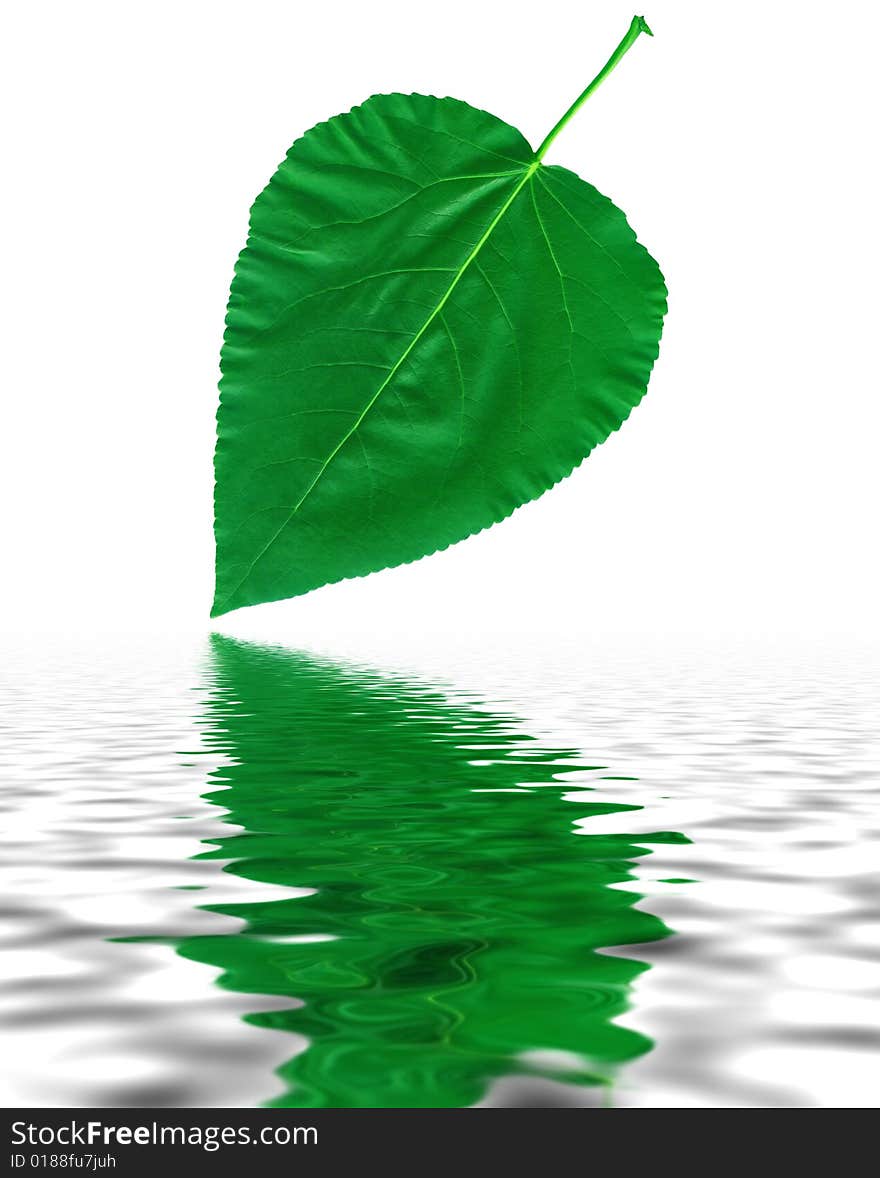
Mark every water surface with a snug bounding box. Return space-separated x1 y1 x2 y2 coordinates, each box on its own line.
2 636 878 1107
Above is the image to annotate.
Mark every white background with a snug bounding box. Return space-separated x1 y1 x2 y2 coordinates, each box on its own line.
3 3 879 1111
3 0 878 646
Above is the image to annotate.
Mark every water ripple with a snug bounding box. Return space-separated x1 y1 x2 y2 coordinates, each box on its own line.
2 637 878 1107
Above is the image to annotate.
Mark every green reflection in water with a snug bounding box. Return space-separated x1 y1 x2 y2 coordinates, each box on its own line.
179 636 684 1107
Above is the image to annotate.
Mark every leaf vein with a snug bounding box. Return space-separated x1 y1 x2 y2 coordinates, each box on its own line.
216 160 541 611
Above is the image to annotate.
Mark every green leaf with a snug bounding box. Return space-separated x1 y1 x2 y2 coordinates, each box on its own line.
213 16 666 616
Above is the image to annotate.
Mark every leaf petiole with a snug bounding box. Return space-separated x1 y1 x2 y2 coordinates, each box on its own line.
535 15 653 162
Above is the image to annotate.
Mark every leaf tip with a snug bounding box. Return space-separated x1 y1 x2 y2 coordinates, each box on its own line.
634 15 653 37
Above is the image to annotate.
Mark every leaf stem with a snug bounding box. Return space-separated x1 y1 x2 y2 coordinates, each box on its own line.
535 15 653 161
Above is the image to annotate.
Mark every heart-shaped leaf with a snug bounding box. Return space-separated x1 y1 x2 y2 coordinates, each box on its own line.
213 16 666 616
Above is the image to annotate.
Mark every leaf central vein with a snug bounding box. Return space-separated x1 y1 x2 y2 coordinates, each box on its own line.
217 158 542 611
